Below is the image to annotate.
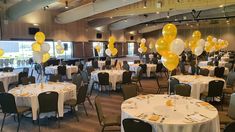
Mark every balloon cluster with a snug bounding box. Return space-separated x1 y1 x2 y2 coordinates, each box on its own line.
105 36 118 57
204 36 229 53
0 48 4 57
188 30 205 56
95 45 101 53
138 38 147 54
56 40 65 54
32 32 50 63
155 23 184 71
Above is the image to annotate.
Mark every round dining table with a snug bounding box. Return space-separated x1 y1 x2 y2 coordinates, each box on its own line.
121 94 220 132
129 63 156 77
172 75 225 99
89 69 126 91
8 82 76 120
45 65 78 79
0 72 18 92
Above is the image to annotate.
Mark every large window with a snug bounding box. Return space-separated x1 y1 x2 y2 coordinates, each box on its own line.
92 42 104 57
55 41 73 59
128 42 135 56
0 40 73 67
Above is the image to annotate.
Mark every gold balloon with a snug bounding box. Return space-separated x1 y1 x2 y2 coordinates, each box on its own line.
188 40 197 52
111 48 118 56
34 32 45 44
207 35 213 42
149 42 154 49
192 30 201 40
42 53 50 63
215 43 221 51
95 45 101 53
155 38 169 56
142 47 147 53
162 23 177 43
0 48 4 57
32 42 41 52
204 44 212 53
108 43 114 49
161 52 179 71
140 43 145 48
109 36 116 44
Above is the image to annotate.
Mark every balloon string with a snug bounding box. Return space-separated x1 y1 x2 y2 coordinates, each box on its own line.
168 71 172 95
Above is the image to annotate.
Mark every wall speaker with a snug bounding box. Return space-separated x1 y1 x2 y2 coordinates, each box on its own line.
130 36 134 40
96 33 102 39
64 43 68 51
28 27 40 35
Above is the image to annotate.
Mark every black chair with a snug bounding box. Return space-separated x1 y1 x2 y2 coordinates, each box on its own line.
139 64 147 75
201 80 224 109
18 72 28 85
21 76 36 85
0 93 31 132
2 67 14 72
155 63 164 76
174 83 191 97
0 81 5 93
132 67 143 91
117 71 132 89
155 75 168 94
169 77 180 94
134 60 140 64
95 97 121 132
122 84 138 100
98 72 111 95
214 67 225 78
23 67 29 75
77 63 84 73
71 73 83 91
123 118 152 132
224 122 235 132
105 60 111 66
122 61 130 71
199 68 209 76
49 74 61 82
38 91 59 131
57 65 67 80
92 60 99 69
65 85 89 119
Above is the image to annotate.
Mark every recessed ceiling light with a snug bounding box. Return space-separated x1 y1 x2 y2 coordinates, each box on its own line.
156 11 159 14
33 23 39 26
219 4 224 8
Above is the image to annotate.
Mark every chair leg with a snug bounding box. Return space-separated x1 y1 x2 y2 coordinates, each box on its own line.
83 103 88 116
101 126 105 132
38 113 40 132
57 112 60 128
87 96 94 109
17 114 21 132
1 113 6 132
73 107 79 122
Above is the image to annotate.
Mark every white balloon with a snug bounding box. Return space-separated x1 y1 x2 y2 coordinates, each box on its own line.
218 39 223 43
141 38 146 44
105 49 111 56
33 52 42 63
205 41 210 47
212 37 217 43
197 39 206 48
170 38 185 55
210 47 215 53
57 40 62 45
138 48 143 53
41 43 50 53
194 46 203 56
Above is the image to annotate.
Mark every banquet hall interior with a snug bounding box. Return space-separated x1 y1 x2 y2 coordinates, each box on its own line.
0 0 235 132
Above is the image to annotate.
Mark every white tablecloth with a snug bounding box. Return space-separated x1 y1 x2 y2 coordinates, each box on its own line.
198 61 228 67
0 72 18 92
8 82 76 120
89 70 125 90
45 65 78 79
121 94 220 132
129 64 156 77
173 75 225 99
199 66 229 76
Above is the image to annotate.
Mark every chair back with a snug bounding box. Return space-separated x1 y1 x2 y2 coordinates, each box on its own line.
225 63 233 71
199 68 209 76
224 122 235 132
169 77 179 94
122 84 138 100
77 85 88 104
207 61 214 66
18 72 28 84
208 80 224 97
38 91 58 113
136 67 143 80
57 65 67 76
214 67 225 78
23 67 29 74
122 63 130 71
174 83 191 97
21 76 36 85
226 72 235 87
94 97 105 125
0 81 5 93
139 64 147 74
72 74 83 89
228 93 235 119
105 60 111 66
92 60 99 68
123 118 152 132
171 69 177 76
87 66 95 76
156 63 163 73
78 63 84 71
80 71 89 84
0 93 17 113
98 72 109 85
122 71 132 84
134 60 140 64
3 67 14 72
49 74 61 82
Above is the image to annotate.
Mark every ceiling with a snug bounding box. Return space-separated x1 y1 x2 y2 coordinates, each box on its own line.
1 0 235 34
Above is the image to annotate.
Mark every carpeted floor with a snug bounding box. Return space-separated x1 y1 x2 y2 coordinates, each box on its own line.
0 76 229 132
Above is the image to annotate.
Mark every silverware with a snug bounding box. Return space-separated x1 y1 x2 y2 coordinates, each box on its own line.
199 114 210 119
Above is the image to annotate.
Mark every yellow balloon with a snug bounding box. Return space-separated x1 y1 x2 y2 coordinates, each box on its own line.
155 38 169 56
207 35 213 42
109 36 116 44
108 43 114 49
149 42 154 49
188 40 197 52
215 43 221 51
161 52 179 71
162 23 177 43
140 43 145 48
95 45 101 52
42 53 50 63
142 47 147 53
192 30 201 40
59 49 65 54
0 48 4 57
34 32 45 44
204 44 212 53
32 42 41 52
111 48 118 56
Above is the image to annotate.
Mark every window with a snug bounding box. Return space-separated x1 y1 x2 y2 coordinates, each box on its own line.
128 42 135 56
92 42 104 57
55 41 73 59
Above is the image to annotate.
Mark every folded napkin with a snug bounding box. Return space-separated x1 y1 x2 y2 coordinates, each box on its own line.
189 114 206 122
165 100 173 106
20 93 30 97
197 102 210 106
148 115 160 121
